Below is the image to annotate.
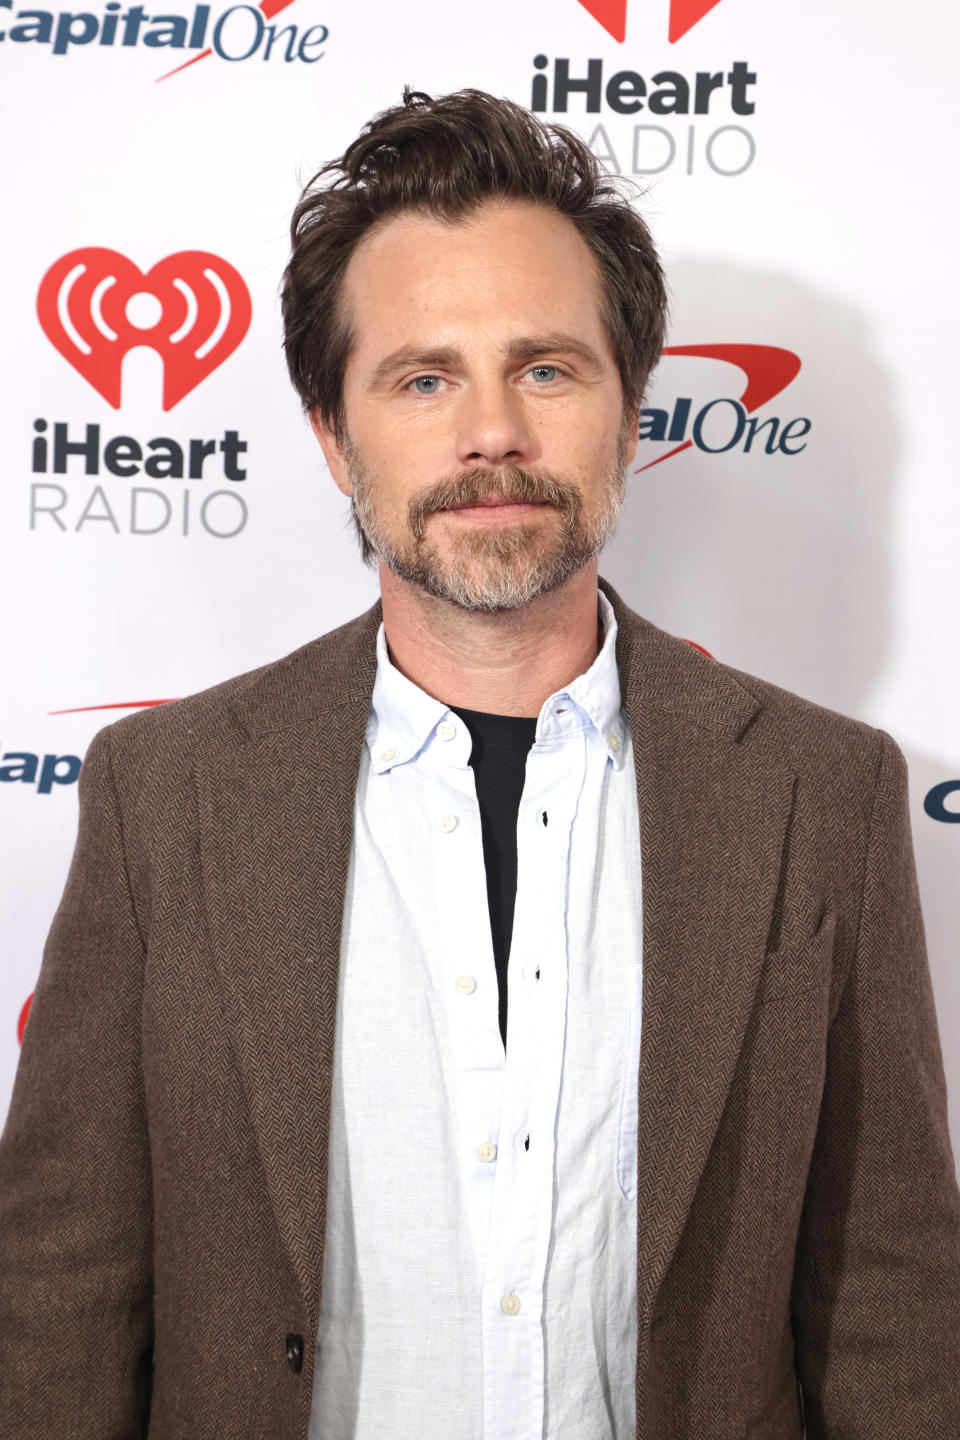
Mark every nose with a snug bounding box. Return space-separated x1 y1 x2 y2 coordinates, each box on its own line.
455 379 536 469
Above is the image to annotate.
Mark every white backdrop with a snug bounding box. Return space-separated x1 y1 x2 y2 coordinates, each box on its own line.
1 0 958 1167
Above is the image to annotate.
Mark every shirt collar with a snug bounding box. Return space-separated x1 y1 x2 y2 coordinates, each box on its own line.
367 588 626 773
367 625 451 774
533 589 626 767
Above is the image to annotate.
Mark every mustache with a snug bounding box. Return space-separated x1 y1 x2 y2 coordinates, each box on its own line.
408 467 581 540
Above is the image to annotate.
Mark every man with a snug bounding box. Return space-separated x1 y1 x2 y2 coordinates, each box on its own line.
1 87 958 1440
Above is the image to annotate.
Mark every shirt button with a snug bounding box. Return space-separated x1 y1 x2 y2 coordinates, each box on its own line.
501 1293 521 1316
437 721 455 741
380 746 398 762
456 975 477 994
608 733 621 752
440 812 458 832
476 1141 497 1163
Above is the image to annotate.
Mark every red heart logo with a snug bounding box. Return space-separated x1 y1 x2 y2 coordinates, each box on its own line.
37 248 252 411
574 0 727 42
575 0 628 41
667 0 725 42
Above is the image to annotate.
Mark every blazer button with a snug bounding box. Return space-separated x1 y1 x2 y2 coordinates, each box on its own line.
285 1332 304 1373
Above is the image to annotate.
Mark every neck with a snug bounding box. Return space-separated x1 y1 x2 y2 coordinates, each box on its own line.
379 561 602 717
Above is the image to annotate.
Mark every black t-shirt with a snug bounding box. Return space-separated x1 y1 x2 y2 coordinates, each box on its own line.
450 706 538 1052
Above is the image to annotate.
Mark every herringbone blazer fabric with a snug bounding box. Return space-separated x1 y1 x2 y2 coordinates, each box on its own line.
1 580 958 1439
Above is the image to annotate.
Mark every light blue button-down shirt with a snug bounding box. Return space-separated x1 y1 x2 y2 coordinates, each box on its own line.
311 590 644 1440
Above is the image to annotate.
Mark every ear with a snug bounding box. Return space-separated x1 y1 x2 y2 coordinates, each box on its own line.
308 408 353 498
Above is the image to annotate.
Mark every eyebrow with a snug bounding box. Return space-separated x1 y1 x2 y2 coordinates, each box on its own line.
367 333 609 389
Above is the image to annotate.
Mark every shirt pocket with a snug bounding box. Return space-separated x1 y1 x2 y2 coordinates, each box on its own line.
616 963 644 1203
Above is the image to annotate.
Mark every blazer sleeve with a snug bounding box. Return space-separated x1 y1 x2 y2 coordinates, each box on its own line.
0 725 153 1438
791 728 960 1437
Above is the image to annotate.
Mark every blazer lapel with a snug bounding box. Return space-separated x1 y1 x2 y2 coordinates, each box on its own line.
194 605 380 1329
605 583 796 1320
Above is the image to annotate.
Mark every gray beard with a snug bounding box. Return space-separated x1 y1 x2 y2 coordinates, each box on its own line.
344 440 628 614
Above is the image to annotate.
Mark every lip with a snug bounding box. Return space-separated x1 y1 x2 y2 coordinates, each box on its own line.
440 499 550 523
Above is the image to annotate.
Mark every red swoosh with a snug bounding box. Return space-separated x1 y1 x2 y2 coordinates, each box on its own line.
156 0 299 81
48 700 177 715
18 994 33 1046
637 343 802 472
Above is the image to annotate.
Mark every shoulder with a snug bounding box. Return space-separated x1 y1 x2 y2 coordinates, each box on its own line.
603 577 889 798
91 600 382 801
721 661 887 789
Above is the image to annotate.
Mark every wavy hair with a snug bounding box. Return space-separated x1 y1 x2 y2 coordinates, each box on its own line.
282 87 668 439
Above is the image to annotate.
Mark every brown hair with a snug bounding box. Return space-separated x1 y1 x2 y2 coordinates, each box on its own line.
282 87 667 440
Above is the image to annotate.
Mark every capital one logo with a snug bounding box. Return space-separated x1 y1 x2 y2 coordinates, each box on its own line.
576 0 725 42
37 248 252 410
638 345 809 466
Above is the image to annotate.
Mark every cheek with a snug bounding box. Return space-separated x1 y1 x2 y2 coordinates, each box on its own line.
553 425 623 488
353 404 451 480
540 394 623 458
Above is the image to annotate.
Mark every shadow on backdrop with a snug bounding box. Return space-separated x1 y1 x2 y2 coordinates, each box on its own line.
605 255 895 717
604 255 959 1158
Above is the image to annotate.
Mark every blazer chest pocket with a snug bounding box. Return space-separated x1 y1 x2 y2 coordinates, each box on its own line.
759 908 837 1007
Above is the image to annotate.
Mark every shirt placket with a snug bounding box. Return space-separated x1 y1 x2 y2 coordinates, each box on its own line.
426 729 508 1279
480 714 587 1440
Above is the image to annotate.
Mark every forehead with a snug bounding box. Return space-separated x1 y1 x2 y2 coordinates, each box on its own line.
340 199 614 363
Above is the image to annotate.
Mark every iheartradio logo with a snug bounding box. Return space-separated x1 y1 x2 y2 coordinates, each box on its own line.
576 0 725 42
37 248 252 410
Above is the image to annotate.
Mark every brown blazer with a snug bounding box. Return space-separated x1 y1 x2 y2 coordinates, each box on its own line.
1 580 958 1439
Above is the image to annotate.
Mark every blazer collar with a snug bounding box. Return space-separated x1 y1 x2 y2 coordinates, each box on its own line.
226 601 383 738
600 575 762 740
223 580 762 744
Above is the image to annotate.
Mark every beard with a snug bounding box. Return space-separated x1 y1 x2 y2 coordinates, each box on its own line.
343 429 629 613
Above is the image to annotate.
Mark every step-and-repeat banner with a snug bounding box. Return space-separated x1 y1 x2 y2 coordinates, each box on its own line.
2 0 959 1162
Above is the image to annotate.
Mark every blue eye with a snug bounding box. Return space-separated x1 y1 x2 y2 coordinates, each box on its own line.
529 365 560 383
411 376 441 394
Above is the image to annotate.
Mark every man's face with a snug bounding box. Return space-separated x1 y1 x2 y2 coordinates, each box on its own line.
313 199 638 611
